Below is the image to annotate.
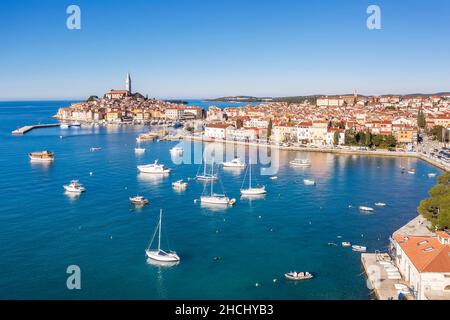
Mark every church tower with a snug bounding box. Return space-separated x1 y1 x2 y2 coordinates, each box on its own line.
126 72 132 93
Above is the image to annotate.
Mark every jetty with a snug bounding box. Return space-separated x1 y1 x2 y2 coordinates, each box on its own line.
12 123 60 135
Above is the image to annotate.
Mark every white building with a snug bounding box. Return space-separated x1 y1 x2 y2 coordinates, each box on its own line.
296 121 313 144
204 124 235 140
325 128 345 146
392 231 450 300
316 96 345 107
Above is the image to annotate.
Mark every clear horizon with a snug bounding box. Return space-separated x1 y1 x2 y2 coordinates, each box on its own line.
1 0 450 100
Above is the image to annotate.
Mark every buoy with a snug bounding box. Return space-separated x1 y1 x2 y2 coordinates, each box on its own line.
110 235 113 240
273 279 277 283
258 216 262 219
255 283 260 287
89 172 93 176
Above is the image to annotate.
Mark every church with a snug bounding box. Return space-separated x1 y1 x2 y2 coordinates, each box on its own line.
105 73 132 99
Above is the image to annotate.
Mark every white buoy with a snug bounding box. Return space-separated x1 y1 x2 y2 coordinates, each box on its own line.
89 172 93 176
255 283 260 287
273 279 277 283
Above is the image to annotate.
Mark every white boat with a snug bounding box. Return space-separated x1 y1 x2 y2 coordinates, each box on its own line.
375 202 386 207
240 162 267 196
196 159 218 181
285 271 314 281
352 245 367 252
129 195 149 206
200 159 236 206
359 206 374 212
269 176 278 180
223 157 245 168
408 169 416 175
428 173 437 178
170 146 184 155
303 179 316 186
90 147 102 152
71 121 81 127
290 158 311 167
342 242 351 247
138 160 171 174
60 123 69 129
172 180 188 190
136 132 156 143
29 150 55 162
63 180 85 193
145 210 180 263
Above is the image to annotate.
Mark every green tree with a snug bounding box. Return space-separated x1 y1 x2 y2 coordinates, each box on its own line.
364 130 372 147
417 109 426 128
418 172 450 230
333 131 339 146
87 95 98 102
267 119 273 141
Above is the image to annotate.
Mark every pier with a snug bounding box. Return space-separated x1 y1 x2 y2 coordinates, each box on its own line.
12 123 60 135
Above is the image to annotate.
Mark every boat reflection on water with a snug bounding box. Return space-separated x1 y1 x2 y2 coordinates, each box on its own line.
240 194 266 202
64 191 81 202
222 166 245 176
200 202 231 213
146 258 180 268
137 173 167 186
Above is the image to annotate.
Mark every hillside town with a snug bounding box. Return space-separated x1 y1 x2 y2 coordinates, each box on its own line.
55 75 450 151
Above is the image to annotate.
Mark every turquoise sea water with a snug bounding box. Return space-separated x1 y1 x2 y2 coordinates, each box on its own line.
0 101 441 300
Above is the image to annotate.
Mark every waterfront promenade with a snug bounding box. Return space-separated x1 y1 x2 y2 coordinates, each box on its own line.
12 123 60 135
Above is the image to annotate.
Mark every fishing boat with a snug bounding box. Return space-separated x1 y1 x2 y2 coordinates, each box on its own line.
29 150 55 162
342 242 352 247
352 245 367 252
375 202 386 207
223 157 245 168
129 195 149 206
303 179 316 186
145 210 180 263
196 159 218 181
172 180 188 190
359 206 374 212
240 162 267 196
200 160 236 206
285 271 314 281
138 160 171 174
63 180 85 193
290 158 311 167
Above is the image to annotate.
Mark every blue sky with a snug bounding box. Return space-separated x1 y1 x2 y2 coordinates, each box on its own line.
0 0 449 100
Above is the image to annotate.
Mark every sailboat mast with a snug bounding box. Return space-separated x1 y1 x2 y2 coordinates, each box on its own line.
249 162 252 188
210 158 214 195
158 209 162 251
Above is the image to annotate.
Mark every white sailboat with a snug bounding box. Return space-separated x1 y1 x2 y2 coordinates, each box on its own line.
240 162 266 196
200 159 236 206
196 158 218 181
145 209 180 263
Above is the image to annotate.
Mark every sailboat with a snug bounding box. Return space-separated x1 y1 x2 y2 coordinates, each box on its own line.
196 158 218 181
240 161 266 196
200 159 236 206
145 209 180 263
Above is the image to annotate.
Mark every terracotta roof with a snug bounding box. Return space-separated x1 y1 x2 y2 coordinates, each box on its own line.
394 234 450 273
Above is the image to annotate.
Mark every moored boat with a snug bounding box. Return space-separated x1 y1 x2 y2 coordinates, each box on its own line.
428 173 437 178
342 242 352 247
138 160 171 174
303 179 316 186
223 157 245 168
63 180 85 193
29 150 55 162
290 158 311 167
352 245 367 252
172 180 188 190
240 162 267 196
359 206 374 212
375 202 386 207
285 271 314 281
129 195 149 206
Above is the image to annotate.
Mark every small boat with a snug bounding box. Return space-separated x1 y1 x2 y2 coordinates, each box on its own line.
145 210 180 263
223 157 245 168
375 202 386 207
269 176 278 180
290 158 311 167
90 147 102 152
71 121 81 127
285 271 314 281
352 245 367 252
29 150 55 162
342 242 352 247
136 132 156 143
407 169 416 175
60 123 69 129
129 195 149 206
428 173 437 178
138 160 171 174
303 179 316 186
170 146 184 155
172 180 188 190
240 162 267 196
359 206 374 212
63 180 85 193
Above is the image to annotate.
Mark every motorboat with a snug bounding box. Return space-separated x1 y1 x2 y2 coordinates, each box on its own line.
138 161 171 174
170 146 184 155
342 242 352 247
63 180 86 193
352 245 367 252
407 169 416 175
172 180 188 190
223 157 245 168
29 150 55 162
303 179 316 186
428 173 437 178
269 176 278 180
375 202 386 207
90 147 102 152
290 158 311 167
145 210 180 263
240 162 267 196
285 271 314 281
359 206 374 212
129 195 149 206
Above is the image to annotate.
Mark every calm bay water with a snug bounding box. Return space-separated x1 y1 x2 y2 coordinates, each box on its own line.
0 101 441 299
